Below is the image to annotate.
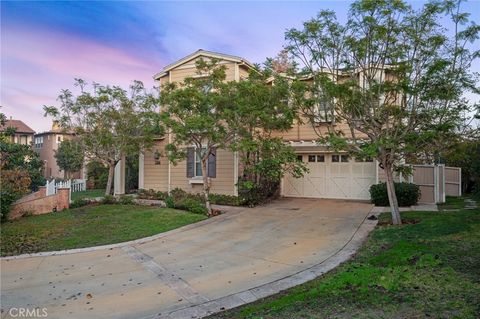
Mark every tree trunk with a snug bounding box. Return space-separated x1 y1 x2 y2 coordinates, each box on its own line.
384 162 402 225
105 162 115 196
201 157 212 215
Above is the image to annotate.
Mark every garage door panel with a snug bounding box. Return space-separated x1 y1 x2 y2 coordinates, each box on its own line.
304 177 326 197
283 154 376 200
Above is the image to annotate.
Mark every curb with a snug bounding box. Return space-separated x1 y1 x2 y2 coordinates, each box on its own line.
156 208 379 319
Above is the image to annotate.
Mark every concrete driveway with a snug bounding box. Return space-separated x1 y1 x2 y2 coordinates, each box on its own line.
1 198 373 319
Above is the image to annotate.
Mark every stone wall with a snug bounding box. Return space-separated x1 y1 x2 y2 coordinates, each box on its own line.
9 187 70 220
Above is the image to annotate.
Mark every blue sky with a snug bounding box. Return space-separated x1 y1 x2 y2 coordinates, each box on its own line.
1 0 479 132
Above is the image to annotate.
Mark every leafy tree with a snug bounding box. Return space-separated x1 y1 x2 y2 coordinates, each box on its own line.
86 160 109 189
0 141 45 191
442 139 480 194
44 79 163 195
224 70 308 203
286 0 479 224
54 139 84 179
0 139 45 220
160 59 235 214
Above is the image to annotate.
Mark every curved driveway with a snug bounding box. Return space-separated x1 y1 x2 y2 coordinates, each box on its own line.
1 198 372 319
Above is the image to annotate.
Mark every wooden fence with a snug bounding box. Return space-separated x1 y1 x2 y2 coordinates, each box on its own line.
378 164 461 204
445 166 462 196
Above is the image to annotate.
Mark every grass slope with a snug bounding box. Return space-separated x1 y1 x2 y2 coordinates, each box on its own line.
1 204 206 256
211 209 480 319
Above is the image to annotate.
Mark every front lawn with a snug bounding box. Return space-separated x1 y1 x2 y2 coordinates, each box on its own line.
71 189 105 201
1 204 206 256
210 209 480 319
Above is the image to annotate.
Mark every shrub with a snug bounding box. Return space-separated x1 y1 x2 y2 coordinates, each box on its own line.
0 169 31 221
102 195 117 204
175 198 208 215
137 189 168 200
370 182 420 207
119 196 135 205
70 198 90 209
209 193 244 206
165 196 175 209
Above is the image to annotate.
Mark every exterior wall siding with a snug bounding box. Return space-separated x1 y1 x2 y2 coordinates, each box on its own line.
142 139 236 195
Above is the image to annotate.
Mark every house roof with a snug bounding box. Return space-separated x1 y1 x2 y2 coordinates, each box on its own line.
153 49 255 80
0 119 35 134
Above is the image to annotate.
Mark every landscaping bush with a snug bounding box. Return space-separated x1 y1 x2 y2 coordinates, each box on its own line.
101 195 117 204
165 196 175 209
209 193 244 206
137 189 168 200
70 198 90 209
119 196 135 205
0 169 31 221
174 198 208 215
370 182 421 207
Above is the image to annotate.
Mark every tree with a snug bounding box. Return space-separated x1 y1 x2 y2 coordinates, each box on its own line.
44 79 162 195
54 139 84 179
0 138 45 220
286 0 479 224
160 59 235 214
224 70 308 203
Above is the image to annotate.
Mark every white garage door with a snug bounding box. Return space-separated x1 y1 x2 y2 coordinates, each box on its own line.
282 154 376 200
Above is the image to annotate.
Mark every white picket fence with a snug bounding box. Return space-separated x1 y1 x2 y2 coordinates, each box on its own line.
45 179 86 202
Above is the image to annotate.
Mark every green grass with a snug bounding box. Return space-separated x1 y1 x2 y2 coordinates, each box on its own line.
210 209 480 319
71 189 106 201
1 204 206 256
439 196 465 210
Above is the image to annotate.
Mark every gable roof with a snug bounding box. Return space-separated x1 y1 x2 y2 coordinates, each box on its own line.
154 49 255 80
0 119 35 134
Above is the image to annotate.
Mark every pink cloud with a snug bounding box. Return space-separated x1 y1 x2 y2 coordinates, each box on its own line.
1 26 164 132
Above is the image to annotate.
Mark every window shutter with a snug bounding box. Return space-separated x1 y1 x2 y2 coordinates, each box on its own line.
207 148 216 178
186 147 194 178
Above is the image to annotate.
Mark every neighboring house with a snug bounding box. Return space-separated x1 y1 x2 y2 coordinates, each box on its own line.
136 49 449 202
34 122 85 179
0 119 35 145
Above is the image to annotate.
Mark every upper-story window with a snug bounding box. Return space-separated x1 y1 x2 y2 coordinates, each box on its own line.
57 135 63 144
35 136 43 149
19 135 28 145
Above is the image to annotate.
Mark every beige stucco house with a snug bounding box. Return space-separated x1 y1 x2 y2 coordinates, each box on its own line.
137 49 379 200
34 122 85 179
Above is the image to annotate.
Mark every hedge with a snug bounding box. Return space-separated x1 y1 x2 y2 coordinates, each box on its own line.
370 182 421 207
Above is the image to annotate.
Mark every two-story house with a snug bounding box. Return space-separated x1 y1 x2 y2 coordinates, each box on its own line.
34 122 85 179
0 119 35 145
137 49 379 200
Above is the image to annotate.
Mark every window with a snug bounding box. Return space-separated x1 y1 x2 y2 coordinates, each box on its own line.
194 148 205 177
308 154 325 162
187 147 216 179
19 135 28 145
57 135 63 143
35 136 43 149
332 155 340 162
341 155 349 162
297 155 303 162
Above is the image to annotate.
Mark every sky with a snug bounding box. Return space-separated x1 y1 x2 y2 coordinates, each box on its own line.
1 0 479 133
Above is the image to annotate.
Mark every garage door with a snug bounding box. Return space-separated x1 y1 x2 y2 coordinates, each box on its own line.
282 154 376 200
